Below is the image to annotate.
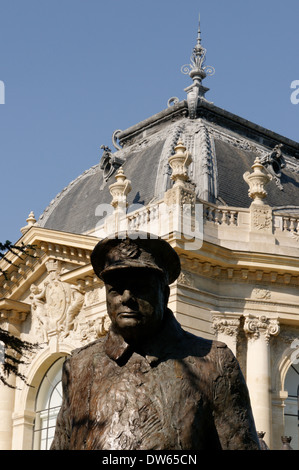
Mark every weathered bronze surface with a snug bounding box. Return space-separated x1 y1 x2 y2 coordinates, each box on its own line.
51 235 260 450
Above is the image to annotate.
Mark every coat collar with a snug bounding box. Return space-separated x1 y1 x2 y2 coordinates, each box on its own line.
104 309 184 366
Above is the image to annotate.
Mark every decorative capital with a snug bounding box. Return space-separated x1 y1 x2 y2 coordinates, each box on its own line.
243 157 271 205
244 315 280 343
109 167 132 208
212 315 240 338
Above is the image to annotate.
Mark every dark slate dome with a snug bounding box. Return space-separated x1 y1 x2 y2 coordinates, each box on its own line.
38 22 299 235
37 98 299 236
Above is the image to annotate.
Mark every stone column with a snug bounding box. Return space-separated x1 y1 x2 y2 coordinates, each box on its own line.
212 313 240 356
0 366 16 450
0 303 30 450
244 315 280 448
0 319 18 450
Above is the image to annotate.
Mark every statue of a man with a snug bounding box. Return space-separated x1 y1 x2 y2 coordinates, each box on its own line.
51 234 260 450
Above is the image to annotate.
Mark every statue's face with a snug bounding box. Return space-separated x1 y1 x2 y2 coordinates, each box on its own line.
105 268 168 341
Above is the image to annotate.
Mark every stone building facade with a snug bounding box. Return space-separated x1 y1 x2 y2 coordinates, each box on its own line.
0 22 298 450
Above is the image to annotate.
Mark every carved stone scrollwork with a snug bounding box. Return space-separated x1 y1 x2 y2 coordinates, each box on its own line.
212 316 240 338
177 271 194 288
112 130 123 151
244 315 280 344
74 314 111 345
29 259 87 344
251 205 273 232
100 145 124 181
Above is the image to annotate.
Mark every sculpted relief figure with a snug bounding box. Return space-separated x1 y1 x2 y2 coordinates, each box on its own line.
29 284 49 343
51 234 260 450
64 284 86 338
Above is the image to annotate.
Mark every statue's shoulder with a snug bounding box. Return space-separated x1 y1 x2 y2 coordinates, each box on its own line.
182 330 234 370
70 337 106 361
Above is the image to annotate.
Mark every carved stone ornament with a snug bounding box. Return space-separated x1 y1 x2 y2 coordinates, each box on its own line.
251 288 271 300
100 145 124 181
70 314 111 345
212 315 240 338
177 270 194 288
168 140 192 186
29 259 86 343
244 315 280 343
109 167 132 208
20 211 37 235
243 157 271 205
251 205 272 232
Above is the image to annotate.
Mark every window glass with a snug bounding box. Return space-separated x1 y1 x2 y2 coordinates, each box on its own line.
33 357 66 450
284 363 299 450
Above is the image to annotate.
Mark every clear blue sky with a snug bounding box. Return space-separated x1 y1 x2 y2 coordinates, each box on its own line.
0 0 298 243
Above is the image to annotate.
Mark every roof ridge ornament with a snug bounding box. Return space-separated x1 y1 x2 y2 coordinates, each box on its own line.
20 211 37 235
181 14 215 118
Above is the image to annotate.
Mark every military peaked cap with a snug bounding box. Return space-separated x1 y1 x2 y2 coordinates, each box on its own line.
90 232 181 285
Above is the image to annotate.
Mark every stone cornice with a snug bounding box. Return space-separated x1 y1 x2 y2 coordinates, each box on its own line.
60 263 103 288
0 226 100 298
0 298 30 323
175 240 299 285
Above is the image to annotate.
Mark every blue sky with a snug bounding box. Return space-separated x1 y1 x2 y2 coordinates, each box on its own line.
0 0 298 243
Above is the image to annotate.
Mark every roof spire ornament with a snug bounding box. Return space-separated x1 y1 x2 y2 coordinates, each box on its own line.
20 211 37 235
181 14 215 118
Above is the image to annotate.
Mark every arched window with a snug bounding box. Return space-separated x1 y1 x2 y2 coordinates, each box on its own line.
32 357 66 450
284 362 299 450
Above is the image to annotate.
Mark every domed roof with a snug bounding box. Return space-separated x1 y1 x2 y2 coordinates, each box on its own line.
38 97 299 236
38 21 299 236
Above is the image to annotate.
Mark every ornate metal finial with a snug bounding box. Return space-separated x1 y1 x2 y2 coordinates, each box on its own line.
181 15 215 118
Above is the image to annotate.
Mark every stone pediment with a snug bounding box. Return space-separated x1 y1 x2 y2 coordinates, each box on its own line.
0 226 111 351
0 226 99 299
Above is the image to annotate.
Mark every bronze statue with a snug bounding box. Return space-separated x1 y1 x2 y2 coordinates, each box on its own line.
51 234 260 450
